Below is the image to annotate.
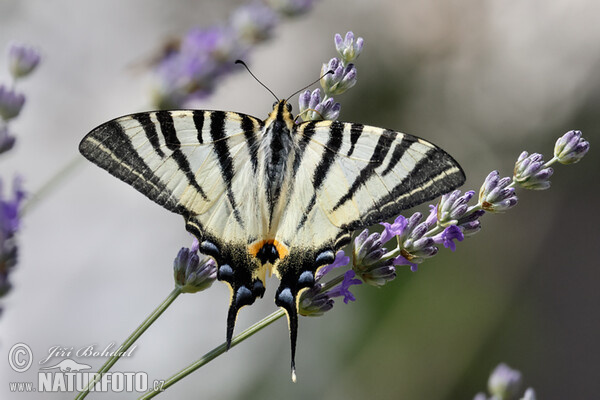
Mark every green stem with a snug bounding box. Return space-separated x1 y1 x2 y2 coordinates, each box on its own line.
75 287 182 400
138 308 286 399
21 156 84 217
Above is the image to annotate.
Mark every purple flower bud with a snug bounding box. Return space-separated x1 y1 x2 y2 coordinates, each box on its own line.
298 88 340 121
425 204 438 226
299 250 349 316
437 190 475 225
173 245 217 293
513 151 553 190
8 43 41 79
298 89 312 114
487 363 522 400
0 126 16 155
554 130 590 165
353 230 396 286
321 59 357 95
315 97 341 121
460 219 482 236
298 282 334 316
479 171 518 212
334 31 364 63
0 85 25 121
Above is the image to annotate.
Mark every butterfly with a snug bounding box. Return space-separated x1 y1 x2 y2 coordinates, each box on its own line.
79 97 465 379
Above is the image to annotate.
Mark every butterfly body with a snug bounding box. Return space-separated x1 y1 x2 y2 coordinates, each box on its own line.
80 99 465 377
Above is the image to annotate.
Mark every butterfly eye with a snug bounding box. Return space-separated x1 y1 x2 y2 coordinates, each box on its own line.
272 101 278 109
286 103 292 112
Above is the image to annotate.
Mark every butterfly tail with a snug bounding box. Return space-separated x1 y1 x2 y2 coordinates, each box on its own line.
275 286 300 382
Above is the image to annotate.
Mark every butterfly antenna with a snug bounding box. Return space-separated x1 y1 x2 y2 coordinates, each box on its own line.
235 60 279 101
285 70 334 102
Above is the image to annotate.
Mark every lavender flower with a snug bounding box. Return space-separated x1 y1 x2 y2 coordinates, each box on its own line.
437 190 475 226
299 251 362 316
1 177 25 301
298 282 333 316
320 58 357 96
327 270 362 304
154 26 243 108
0 126 16 155
152 1 318 108
432 225 464 251
173 239 217 293
488 363 523 400
513 152 553 190
335 31 364 64
554 130 590 165
479 171 518 212
352 230 396 286
8 43 41 79
298 88 341 121
298 32 363 122
0 85 25 121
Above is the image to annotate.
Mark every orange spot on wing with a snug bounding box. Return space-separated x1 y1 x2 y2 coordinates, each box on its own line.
248 239 290 260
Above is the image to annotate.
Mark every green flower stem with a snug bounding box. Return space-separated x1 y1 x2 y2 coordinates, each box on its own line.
75 287 182 400
138 308 286 400
21 155 84 217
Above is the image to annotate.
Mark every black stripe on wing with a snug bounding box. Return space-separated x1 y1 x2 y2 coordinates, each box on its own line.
192 110 205 144
346 123 363 157
156 111 209 201
332 129 398 211
79 120 187 216
209 111 245 228
296 121 344 231
341 147 466 231
132 113 166 158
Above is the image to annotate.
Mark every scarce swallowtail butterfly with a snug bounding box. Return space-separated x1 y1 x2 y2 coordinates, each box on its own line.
79 82 465 379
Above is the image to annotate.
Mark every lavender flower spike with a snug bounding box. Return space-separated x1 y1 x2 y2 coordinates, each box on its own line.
554 130 590 165
298 283 334 316
8 43 41 79
437 190 475 226
513 152 553 190
0 85 25 121
479 171 518 212
352 229 396 286
298 88 340 121
334 32 364 63
173 243 217 294
321 58 357 96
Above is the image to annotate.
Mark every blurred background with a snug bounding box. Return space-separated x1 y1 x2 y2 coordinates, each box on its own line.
1 0 599 399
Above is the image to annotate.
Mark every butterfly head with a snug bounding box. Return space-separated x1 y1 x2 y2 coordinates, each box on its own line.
265 99 295 130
